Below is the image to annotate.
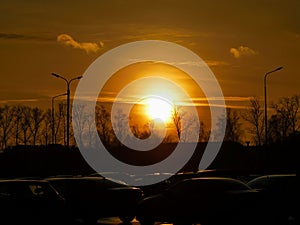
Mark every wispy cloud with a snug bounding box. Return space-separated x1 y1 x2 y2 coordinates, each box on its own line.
73 94 254 111
0 32 52 41
205 60 230 67
192 96 252 102
57 34 104 54
127 59 228 69
229 45 258 58
0 33 26 39
0 99 39 104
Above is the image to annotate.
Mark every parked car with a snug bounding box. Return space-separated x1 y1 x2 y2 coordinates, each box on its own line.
172 169 259 183
45 176 144 224
137 169 255 198
136 176 260 225
247 173 297 225
0 179 69 225
89 171 176 198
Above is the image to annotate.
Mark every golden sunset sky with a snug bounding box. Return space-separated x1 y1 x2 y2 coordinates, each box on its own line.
0 0 299 114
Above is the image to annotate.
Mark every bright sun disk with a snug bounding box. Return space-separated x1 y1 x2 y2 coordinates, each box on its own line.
144 97 173 122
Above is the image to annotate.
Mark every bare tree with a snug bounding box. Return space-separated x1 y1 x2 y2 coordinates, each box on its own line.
268 114 283 143
95 104 112 147
56 102 67 145
199 120 210 142
269 94 300 143
0 105 14 150
12 105 23 146
273 95 300 135
180 112 200 143
171 105 183 142
41 109 52 146
29 107 44 145
113 109 127 145
72 103 89 147
218 108 242 143
83 112 98 147
19 105 32 145
129 118 152 140
242 97 264 146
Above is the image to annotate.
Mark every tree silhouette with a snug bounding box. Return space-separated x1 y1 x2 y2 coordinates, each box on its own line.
19 105 32 146
56 102 67 145
171 105 182 142
0 93 299 149
242 97 264 146
95 104 112 147
218 108 243 143
269 94 300 143
41 109 52 146
29 107 44 145
199 120 210 142
72 103 87 147
0 105 14 149
12 105 23 146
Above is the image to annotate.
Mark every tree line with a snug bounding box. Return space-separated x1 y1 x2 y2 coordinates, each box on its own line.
0 94 299 151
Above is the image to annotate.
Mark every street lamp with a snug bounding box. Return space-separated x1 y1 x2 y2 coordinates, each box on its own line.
51 73 83 149
51 93 67 144
264 66 283 146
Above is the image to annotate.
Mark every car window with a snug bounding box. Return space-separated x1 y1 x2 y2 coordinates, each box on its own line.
0 183 13 198
167 178 250 197
247 177 269 189
29 184 45 196
0 181 56 200
0 182 31 197
247 174 296 192
46 177 127 199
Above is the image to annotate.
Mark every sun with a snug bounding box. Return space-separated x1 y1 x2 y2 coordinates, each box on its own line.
143 96 174 122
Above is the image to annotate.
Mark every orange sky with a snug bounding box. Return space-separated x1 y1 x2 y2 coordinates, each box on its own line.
0 0 299 142
1 0 299 107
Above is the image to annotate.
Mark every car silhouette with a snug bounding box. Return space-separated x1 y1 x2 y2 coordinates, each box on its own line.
135 169 255 198
136 176 260 225
247 173 297 225
89 171 177 198
0 179 68 225
45 175 144 224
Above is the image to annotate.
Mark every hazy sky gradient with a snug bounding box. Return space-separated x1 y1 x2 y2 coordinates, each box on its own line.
0 0 299 110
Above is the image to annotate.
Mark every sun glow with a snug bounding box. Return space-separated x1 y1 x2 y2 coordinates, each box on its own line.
143 96 174 122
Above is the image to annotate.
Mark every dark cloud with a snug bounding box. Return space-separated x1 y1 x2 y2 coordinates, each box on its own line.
0 33 52 41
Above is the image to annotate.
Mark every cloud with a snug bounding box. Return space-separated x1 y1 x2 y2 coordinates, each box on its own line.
0 33 26 39
204 60 230 67
229 46 258 58
0 33 52 41
57 34 104 53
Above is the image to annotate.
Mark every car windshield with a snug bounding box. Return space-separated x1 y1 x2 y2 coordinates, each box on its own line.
166 177 251 196
0 180 58 199
247 174 296 191
46 177 128 197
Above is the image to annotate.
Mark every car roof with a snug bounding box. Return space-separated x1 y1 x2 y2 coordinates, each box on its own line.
0 179 48 183
168 176 252 191
247 173 296 182
188 176 249 183
247 173 296 185
45 175 129 187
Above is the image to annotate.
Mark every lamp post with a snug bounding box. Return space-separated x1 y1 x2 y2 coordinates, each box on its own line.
51 73 82 149
264 66 283 146
51 93 67 144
